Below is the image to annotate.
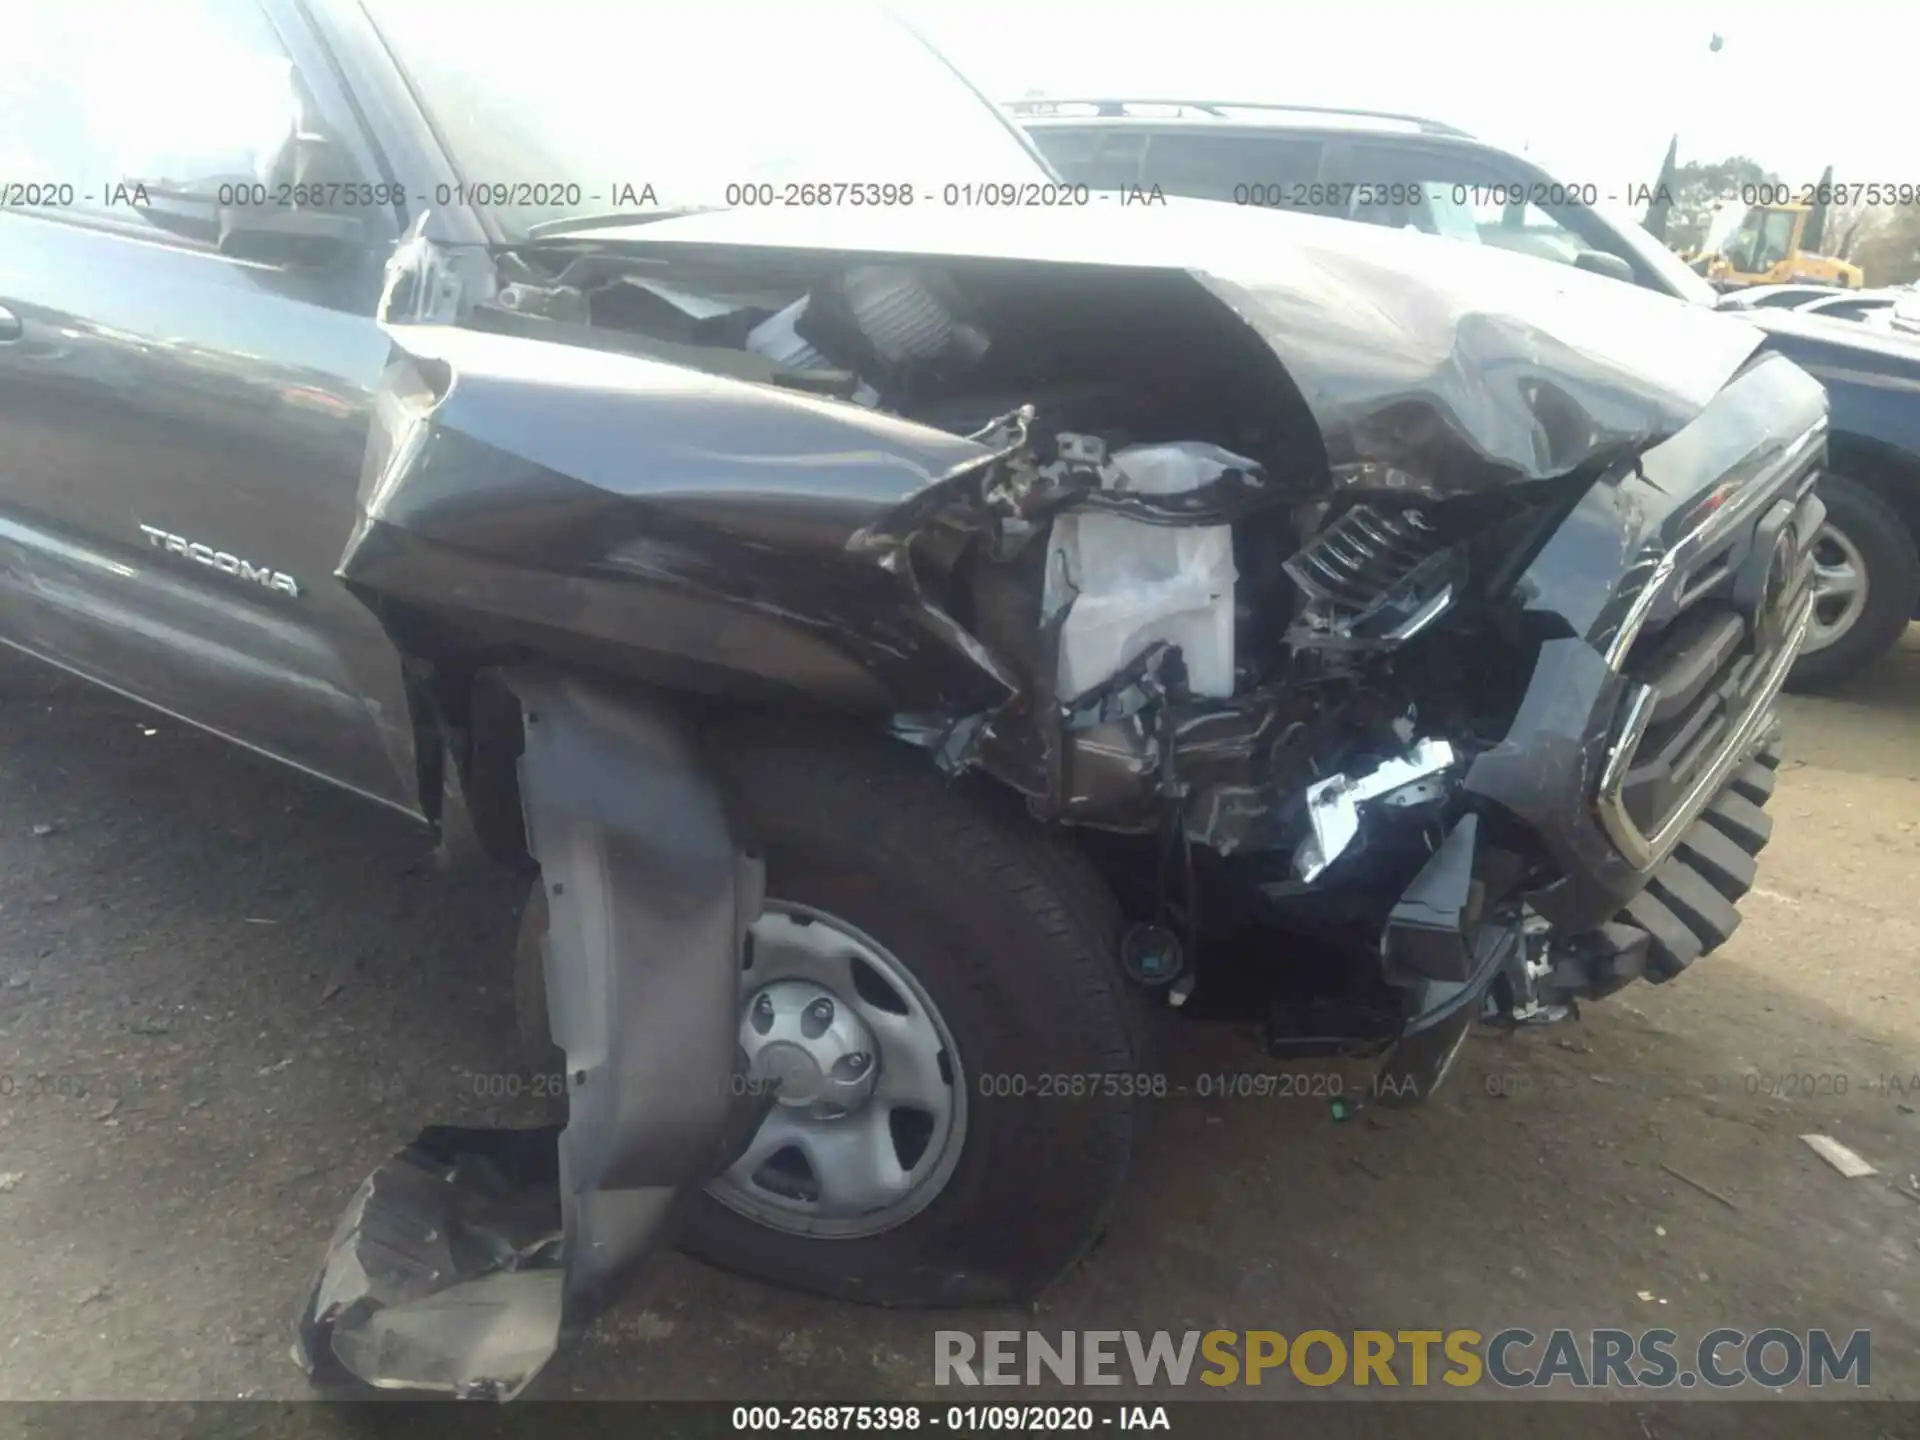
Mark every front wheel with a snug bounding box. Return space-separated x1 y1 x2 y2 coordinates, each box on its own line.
518 722 1144 1306
1786 472 1918 692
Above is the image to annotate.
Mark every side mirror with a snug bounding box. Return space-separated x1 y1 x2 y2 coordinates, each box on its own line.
1573 250 1636 284
216 206 363 268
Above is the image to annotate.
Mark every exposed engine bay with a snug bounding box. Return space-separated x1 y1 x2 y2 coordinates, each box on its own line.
352 214 1822 1037
433 241 1570 994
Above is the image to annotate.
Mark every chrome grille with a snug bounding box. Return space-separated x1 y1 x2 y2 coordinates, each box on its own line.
1596 442 1824 872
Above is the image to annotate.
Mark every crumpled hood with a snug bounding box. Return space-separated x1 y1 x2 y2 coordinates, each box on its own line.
561 199 1769 493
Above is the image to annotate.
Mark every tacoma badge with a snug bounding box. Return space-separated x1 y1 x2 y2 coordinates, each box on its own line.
137 523 300 598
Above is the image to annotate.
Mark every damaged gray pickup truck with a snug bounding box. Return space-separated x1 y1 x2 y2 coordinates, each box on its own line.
0 0 1824 1401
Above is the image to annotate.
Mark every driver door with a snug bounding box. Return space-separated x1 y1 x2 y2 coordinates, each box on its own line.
0 0 418 811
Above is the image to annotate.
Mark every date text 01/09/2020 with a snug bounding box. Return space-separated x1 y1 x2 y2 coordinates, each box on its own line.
730 1404 1171 1432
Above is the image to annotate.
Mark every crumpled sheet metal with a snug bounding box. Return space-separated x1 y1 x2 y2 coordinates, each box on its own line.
585 200 1769 497
340 325 1017 718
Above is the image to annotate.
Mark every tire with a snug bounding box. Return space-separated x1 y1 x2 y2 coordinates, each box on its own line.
509 721 1143 1305
676 722 1143 1305
1787 472 1919 692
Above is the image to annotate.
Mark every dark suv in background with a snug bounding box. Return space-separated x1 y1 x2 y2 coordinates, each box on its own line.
1015 98 1920 689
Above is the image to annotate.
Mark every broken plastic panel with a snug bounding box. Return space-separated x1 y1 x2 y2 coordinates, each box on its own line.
1371 907 1522 1109
1383 814 1481 984
294 1126 565 1401
296 672 765 1400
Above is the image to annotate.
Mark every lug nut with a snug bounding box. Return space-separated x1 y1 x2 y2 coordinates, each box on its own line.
803 996 836 1036
837 1052 873 1078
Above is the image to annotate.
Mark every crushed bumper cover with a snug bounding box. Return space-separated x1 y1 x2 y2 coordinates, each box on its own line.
1561 732 1785 1000
1365 354 1825 1093
1462 354 1824 936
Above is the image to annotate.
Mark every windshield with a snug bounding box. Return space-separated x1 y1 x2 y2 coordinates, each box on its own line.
1422 186 1482 242
1723 211 1764 273
1750 209 1800 271
1586 199 1718 305
361 0 1049 239
1489 140 1716 304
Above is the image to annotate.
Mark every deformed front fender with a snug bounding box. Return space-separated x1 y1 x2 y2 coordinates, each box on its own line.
295 670 763 1399
339 323 1017 718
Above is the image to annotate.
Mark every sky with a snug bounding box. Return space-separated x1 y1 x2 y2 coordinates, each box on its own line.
903 0 1912 194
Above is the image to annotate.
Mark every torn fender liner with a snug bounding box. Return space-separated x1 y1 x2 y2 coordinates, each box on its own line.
512 671 764 1310
295 672 762 1399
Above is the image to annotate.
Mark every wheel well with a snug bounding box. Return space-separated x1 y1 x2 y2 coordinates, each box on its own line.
449 668 537 872
427 657 869 873
1826 434 1920 551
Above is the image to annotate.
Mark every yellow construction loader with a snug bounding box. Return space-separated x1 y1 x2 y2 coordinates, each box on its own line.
1700 192 1864 290
1646 148 1864 291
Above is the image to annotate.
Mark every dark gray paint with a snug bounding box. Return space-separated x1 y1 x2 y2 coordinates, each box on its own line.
0 211 420 811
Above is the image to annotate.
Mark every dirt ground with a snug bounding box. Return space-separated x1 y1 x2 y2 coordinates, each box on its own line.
1 633 1917 1414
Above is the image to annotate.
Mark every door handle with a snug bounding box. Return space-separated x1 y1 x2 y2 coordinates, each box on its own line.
0 305 22 342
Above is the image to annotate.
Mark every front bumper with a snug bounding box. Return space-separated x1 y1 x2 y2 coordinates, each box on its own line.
1463 352 1826 938
1573 730 1785 998
1366 355 1825 1100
